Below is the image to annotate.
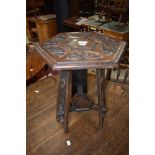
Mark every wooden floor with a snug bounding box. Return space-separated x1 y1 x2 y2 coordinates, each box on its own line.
27 74 129 155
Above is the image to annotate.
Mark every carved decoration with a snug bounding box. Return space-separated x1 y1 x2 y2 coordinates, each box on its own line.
35 32 127 70
33 32 127 132
56 78 65 124
56 71 70 132
43 32 122 59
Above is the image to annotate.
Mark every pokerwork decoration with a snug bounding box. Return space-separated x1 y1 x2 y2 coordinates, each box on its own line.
35 32 126 70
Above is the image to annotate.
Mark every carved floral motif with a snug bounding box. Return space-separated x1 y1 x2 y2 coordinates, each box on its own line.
43 32 121 60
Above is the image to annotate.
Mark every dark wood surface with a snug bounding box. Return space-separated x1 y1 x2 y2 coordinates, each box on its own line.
34 32 127 70
64 16 81 30
56 71 71 132
68 0 95 17
27 74 129 155
33 31 127 131
96 69 106 128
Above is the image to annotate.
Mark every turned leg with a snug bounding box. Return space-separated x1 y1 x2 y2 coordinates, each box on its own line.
56 70 71 132
96 69 106 129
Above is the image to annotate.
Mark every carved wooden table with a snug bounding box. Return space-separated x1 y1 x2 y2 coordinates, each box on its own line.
34 32 127 132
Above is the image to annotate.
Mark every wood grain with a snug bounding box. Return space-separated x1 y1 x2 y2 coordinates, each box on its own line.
27 74 129 155
26 48 46 80
36 19 57 43
34 32 127 70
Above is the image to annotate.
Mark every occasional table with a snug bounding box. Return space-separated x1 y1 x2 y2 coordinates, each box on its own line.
34 32 127 132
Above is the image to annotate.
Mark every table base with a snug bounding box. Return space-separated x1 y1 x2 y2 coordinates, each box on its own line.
56 69 107 132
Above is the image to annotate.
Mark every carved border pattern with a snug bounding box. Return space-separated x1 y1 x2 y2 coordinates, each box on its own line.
43 32 121 60
56 71 70 132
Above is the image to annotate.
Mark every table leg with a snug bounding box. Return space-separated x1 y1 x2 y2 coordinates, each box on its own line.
106 68 112 80
96 69 106 129
72 70 87 96
56 70 71 132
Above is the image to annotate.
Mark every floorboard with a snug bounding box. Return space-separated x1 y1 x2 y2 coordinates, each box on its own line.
27 74 129 155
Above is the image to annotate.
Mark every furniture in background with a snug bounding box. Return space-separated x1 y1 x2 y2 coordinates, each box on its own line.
26 44 57 86
68 0 95 17
36 17 57 43
64 16 128 41
34 32 127 132
95 0 129 22
27 45 44 77
26 14 57 43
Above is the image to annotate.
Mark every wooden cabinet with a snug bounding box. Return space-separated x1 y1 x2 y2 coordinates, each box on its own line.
36 19 57 43
26 15 57 43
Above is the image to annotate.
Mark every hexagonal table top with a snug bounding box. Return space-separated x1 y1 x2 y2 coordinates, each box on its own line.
35 32 127 70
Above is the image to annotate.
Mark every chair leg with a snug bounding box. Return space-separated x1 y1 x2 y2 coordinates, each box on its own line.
96 69 106 129
56 70 71 132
